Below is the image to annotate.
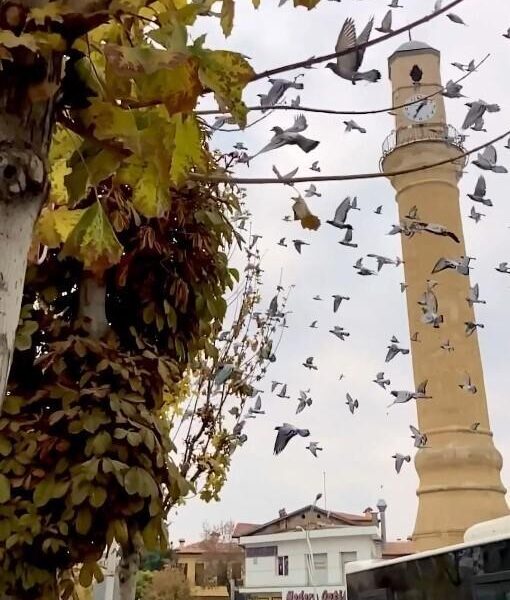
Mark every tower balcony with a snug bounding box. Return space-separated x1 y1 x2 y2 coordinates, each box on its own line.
380 123 467 173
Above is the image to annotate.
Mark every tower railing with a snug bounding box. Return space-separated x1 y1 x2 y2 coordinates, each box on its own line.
380 123 467 168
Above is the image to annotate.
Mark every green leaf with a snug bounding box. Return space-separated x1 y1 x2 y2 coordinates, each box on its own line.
61 201 123 275
89 430 112 455
76 508 92 535
197 50 254 127
0 436 12 457
170 114 206 186
0 474 10 503
79 562 94 587
33 478 70 507
90 487 107 508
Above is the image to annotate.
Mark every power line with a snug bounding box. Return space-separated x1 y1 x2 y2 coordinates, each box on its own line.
190 129 510 185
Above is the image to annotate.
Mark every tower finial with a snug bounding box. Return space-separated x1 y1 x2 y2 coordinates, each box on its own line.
408 30 412 41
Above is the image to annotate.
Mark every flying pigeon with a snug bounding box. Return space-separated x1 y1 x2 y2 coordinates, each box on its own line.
278 237 287 247
441 339 454 352
446 12 467 25
274 423 311 455
503 28 510 39
252 115 319 158
293 239 309 254
432 256 473 276
296 393 313 414
344 119 366 133
333 295 350 312
466 283 486 306
339 228 358 248
473 145 508 173
393 453 411 474
400 283 408 293
367 254 402 272
375 10 393 34
310 161 321 172
462 100 500 130
306 442 323 457
410 425 427 448
350 197 360 211
354 258 376 276
305 184 321 197
303 356 318 370
410 332 420 343
272 165 299 186
214 364 235 387
471 422 481 431
419 281 443 328
326 18 381 84
373 372 390 389
406 205 419 220
385 342 409 363
277 384 290 399
465 321 484 336
233 420 246 436
329 326 350 341
374 205 383 215
258 77 304 112
310 320 318 328
469 206 485 223
346 393 359 414
412 221 460 243
388 380 430 408
459 372 477 394
234 142 248 150
291 95 301 107
442 80 464 98
327 197 353 230
271 381 282 392
211 115 235 130
467 176 492 207
313 295 323 301
496 262 510 274
388 0 403 6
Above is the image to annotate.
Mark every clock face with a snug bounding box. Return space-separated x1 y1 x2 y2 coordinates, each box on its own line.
404 94 437 123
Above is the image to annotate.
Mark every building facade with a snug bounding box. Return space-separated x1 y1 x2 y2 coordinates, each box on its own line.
235 505 410 600
176 534 244 600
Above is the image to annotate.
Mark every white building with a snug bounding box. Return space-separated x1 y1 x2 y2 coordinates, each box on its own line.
234 505 412 600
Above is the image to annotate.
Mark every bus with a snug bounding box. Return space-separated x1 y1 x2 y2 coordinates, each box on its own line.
345 516 510 600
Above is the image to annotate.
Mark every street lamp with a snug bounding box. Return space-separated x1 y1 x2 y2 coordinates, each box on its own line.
376 499 387 544
297 493 322 600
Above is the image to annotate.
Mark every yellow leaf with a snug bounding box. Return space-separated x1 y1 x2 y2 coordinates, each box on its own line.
220 0 235 36
292 196 321 230
61 202 123 275
80 99 139 152
0 31 38 53
293 0 321 8
36 207 86 248
170 114 206 186
0 474 10 504
104 44 190 76
29 5 64 25
198 50 254 127
133 164 172 218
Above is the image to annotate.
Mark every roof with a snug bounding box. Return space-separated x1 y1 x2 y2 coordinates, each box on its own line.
176 541 242 555
233 505 374 538
381 541 416 557
394 40 435 53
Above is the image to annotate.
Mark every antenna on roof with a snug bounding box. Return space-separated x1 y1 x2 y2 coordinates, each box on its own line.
408 30 412 42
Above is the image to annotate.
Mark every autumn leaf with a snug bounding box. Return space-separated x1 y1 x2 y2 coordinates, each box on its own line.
104 44 190 76
292 196 321 230
170 114 207 186
293 0 321 8
133 163 171 218
80 99 139 152
36 207 86 248
220 0 235 36
62 201 123 275
197 50 254 127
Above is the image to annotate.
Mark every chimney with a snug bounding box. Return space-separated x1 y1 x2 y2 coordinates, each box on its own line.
376 499 388 543
179 539 186 548
278 508 287 518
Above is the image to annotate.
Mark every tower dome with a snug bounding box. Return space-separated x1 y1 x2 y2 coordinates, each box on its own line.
388 40 440 77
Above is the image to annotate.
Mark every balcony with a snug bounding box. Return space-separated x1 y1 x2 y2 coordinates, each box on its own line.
381 123 466 164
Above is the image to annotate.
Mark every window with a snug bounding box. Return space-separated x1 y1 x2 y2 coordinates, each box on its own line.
246 546 277 558
231 562 242 580
195 562 205 586
306 553 328 585
340 552 358 583
278 556 289 576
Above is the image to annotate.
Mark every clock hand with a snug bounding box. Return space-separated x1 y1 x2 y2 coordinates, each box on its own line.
414 100 427 118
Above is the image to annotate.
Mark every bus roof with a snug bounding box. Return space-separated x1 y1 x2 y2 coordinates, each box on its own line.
346 515 510 576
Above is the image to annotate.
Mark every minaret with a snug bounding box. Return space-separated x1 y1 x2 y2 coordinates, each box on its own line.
381 40 509 551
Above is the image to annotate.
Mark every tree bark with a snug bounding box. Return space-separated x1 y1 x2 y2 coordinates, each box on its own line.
0 31 63 409
117 549 141 600
78 273 109 338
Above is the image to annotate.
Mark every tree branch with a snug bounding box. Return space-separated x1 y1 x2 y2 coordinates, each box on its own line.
252 0 465 81
190 129 510 185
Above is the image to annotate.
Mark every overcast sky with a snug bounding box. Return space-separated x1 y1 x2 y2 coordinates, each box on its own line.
169 0 510 546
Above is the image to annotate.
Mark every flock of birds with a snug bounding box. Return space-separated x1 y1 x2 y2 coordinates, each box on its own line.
208 0 510 475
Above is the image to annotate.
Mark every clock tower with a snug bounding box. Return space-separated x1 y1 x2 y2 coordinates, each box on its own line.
381 40 509 551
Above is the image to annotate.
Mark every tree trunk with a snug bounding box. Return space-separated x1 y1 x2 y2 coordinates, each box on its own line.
79 273 109 338
0 30 63 409
117 550 141 600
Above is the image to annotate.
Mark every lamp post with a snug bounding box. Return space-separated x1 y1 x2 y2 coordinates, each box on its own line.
297 493 322 600
376 499 387 545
